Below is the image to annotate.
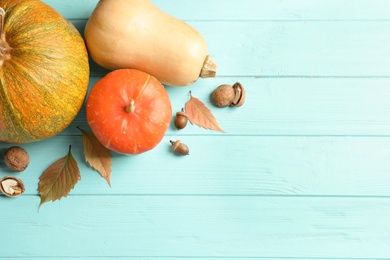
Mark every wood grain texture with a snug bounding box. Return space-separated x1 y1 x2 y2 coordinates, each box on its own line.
4 136 390 197
61 77 390 136
44 0 390 21
70 20 390 78
1 196 390 258
2 0 390 259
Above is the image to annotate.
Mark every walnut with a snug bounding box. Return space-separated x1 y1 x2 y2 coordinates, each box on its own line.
0 176 25 197
4 146 30 172
211 84 235 107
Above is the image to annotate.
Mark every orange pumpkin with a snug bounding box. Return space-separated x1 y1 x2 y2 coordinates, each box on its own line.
0 0 89 143
86 69 172 155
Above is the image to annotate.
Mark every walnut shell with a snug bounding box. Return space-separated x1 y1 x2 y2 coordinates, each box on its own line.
232 82 246 107
211 84 235 107
4 146 30 172
0 176 25 197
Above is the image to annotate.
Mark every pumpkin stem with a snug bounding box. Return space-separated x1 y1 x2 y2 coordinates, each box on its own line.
0 8 12 66
124 99 135 113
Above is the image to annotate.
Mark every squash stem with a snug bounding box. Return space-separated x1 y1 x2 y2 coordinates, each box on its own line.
124 99 135 113
200 55 217 78
0 8 12 66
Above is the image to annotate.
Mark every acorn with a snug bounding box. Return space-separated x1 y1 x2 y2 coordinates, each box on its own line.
170 140 189 156
174 108 188 130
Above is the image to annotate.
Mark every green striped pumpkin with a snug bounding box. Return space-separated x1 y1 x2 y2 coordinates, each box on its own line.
0 0 89 143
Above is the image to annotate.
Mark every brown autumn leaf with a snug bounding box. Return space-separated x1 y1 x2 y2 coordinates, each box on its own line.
79 127 112 187
38 146 81 209
185 92 224 132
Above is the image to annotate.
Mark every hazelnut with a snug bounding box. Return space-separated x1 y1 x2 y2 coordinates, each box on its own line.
0 176 25 197
211 84 235 107
4 146 30 172
174 108 188 130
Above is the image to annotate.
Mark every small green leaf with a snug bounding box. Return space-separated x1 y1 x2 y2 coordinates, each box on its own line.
38 146 80 210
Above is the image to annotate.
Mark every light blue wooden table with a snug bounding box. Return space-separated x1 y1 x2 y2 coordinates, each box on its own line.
2 0 390 258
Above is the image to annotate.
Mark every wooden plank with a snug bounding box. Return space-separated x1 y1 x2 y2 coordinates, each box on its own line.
67 19 390 78
5 2 390 260
43 0 98 19
5 135 390 196
198 21 390 78
42 0 390 21
1 196 390 258
61 77 390 136
9 259 381 260
8 259 375 260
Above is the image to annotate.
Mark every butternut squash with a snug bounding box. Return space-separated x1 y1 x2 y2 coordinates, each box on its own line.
84 0 216 86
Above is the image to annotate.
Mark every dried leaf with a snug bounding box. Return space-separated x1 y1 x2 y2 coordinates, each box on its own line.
185 92 224 132
79 127 112 187
38 146 80 209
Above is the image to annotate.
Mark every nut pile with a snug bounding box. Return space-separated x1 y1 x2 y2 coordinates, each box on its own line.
170 82 246 156
211 82 246 107
0 146 29 197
